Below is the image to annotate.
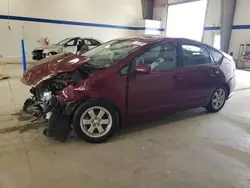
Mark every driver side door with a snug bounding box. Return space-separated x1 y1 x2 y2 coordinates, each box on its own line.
128 41 183 116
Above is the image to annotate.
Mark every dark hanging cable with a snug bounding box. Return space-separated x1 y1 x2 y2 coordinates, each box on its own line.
8 0 11 30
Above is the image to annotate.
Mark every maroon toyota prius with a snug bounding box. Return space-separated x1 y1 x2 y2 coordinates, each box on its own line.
21 36 236 143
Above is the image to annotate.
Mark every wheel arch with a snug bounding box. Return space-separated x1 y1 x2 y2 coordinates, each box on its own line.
75 98 122 127
220 83 230 99
206 82 230 106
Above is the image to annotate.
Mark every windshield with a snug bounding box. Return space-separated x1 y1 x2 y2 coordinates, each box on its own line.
56 38 73 46
82 39 147 68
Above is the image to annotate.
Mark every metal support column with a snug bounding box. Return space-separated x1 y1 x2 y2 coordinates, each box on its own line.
220 0 237 53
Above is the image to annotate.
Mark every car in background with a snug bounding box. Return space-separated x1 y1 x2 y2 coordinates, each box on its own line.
21 36 236 143
32 37 102 60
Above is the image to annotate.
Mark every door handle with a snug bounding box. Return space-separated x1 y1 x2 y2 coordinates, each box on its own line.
172 76 183 80
171 75 183 84
210 70 219 77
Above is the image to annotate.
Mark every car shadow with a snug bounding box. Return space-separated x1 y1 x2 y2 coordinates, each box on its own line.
37 107 208 143
110 107 209 142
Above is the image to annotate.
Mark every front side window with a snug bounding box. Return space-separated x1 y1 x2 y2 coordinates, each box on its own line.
120 64 130 75
134 41 177 71
66 38 78 46
56 38 72 46
182 43 210 66
82 39 147 69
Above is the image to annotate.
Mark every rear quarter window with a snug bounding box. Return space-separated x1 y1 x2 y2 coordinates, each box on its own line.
209 48 223 64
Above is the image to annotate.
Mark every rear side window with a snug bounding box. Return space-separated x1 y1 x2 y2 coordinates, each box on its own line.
84 39 91 45
85 39 100 46
181 44 210 66
209 48 223 64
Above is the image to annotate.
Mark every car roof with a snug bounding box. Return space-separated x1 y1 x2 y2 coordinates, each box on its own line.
117 36 223 52
114 36 199 45
115 36 206 45
115 36 168 43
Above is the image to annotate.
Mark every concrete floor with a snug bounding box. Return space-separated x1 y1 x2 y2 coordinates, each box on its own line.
0 64 250 188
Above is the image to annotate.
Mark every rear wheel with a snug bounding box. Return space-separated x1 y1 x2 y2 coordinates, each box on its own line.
206 86 227 112
73 100 119 143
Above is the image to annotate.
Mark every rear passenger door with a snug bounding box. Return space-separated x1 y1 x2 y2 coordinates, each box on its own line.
179 40 221 107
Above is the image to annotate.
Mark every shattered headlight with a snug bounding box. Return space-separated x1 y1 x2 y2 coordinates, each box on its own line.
41 91 52 102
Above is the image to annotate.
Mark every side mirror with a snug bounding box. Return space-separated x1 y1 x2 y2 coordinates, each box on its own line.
135 64 151 74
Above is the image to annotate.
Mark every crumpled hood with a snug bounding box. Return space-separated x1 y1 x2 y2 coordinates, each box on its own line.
21 53 90 87
34 45 61 50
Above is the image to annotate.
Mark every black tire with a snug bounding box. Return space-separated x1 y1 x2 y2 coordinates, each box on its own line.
205 86 227 113
73 100 119 143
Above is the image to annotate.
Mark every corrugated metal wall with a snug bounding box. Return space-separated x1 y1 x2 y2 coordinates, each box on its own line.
142 0 168 19
142 0 154 19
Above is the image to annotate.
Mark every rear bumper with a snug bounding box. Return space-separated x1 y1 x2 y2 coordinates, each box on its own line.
228 75 236 99
228 91 234 99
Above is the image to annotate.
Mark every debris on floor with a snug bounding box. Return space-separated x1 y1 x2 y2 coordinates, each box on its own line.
0 110 45 134
0 74 9 80
0 122 43 134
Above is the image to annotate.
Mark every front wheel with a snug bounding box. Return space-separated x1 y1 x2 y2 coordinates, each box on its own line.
205 86 227 113
73 100 119 143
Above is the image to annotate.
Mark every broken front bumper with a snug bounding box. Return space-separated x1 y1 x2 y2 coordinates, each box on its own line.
43 109 72 142
23 98 81 142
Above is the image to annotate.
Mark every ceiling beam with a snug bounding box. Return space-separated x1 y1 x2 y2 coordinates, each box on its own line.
220 0 237 53
168 0 200 6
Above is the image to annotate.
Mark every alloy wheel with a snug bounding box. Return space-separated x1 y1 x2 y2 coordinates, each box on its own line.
212 88 226 110
80 106 112 138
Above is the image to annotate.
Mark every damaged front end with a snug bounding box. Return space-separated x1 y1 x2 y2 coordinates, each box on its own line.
22 60 94 142
23 86 74 142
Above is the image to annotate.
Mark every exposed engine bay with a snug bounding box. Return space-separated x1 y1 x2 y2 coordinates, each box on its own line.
23 65 94 142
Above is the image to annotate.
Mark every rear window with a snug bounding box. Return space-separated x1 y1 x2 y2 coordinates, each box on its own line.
209 48 223 64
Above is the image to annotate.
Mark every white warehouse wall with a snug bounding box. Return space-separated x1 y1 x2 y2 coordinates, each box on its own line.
202 0 220 46
203 0 250 57
229 0 250 56
0 0 159 57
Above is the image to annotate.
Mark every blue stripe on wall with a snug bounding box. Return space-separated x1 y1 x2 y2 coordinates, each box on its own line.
204 26 220 30
232 25 250 29
0 15 165 32
204 25 250 30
